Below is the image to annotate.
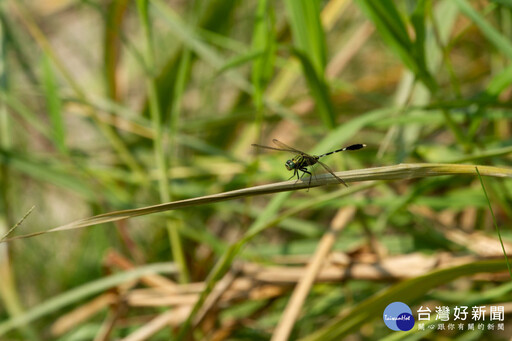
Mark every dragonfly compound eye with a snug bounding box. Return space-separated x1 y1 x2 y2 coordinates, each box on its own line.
285 160 295 170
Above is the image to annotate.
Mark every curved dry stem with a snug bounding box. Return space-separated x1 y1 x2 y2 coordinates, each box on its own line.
2 163 511 242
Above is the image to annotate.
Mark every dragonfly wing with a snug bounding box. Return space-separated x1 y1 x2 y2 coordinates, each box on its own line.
317 160 348 187
251 144 291 152
272 139 306 154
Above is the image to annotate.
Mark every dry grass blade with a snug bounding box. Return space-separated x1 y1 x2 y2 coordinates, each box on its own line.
1 163 511 242
121 307 191 341
271 207 356 341
51 293 118 336
0 205 35 240
52 253 512 339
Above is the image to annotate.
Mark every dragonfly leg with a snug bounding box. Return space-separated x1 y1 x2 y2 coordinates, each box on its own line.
299 167 312 190
288 169 300 181
299 167 311 178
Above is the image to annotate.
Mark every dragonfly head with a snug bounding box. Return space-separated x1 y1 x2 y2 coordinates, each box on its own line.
285 159 296 170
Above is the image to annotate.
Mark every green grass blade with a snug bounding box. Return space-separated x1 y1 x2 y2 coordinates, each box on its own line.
314 107 394 153
355 0 437 92
291 48 336 128
300 259 509 341
152 0 251 93
284 0 327 75
0 150 101 201
0 92 51 140
0 263 177 337
0 11 9 148
454 0 512 59
136 0 189 283
218 49 263 76
475 167 512 278
150 0 239 116
483 64 512 99
410 0 427 67
41 54 66 154
13 1 146 181
285 0 335 128
251 0 275 111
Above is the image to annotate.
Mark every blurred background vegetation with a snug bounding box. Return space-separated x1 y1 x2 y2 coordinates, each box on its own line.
0 0 512 340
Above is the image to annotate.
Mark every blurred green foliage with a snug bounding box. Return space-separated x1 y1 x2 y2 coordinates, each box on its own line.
0 0 511 340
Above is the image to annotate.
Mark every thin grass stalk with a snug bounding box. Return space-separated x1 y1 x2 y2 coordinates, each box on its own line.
2 163 511 242
0 263 177 337
41 55 67 154
168 47 192 283
251 0 275 143
476 167 512 278
11 1 146 182
0 7 39 339
271 207 357 341
104 0 129 102
135 0 188 283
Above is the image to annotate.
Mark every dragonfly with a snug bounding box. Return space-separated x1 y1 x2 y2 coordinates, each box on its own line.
252 139 366 188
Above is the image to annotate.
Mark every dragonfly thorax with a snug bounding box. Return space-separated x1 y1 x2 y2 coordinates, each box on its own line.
285 155 317 171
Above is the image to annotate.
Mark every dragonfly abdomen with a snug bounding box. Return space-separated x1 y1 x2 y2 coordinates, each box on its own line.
318 143 366 158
